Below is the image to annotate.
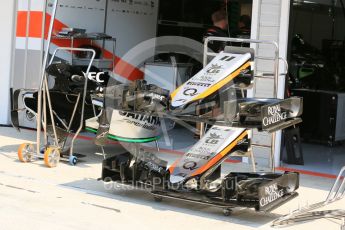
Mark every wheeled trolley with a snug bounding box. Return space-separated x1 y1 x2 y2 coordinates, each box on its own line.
11 0 114 167
14 46 97 167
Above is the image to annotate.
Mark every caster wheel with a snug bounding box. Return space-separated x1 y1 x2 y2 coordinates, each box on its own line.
18 143 34 163
153 196 163 202
223 208 232 216
44 147 60 168
40 147 46 154
69 155 78 166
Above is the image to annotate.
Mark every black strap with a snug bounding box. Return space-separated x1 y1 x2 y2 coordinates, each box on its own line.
10 88 22 131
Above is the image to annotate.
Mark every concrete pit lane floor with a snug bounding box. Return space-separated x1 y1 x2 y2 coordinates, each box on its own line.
0 127 344 230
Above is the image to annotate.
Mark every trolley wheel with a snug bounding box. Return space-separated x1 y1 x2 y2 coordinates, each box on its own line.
18 143 34 163
153 196 163 202
223 208 232 216
43 147 60 168
69 155 78 166
40 147 46 154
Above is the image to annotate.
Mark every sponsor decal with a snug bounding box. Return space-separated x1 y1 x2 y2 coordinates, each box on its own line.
183 88 198 96
119 111 160 125
205 133 222 145
206 64 223 74
185 152 211 160
220 56 235 62
259 183 284 207
123 120 157 130
190 146 213 155
186 82 211 87
183 161 198 170
175 99 187 103
262 104 288 127
82 71 105 83
119 111 160 130
194 75 215 83
237 137 247 145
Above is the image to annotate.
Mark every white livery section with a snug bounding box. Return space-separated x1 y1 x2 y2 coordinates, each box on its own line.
171 52 251 108
109 110 161 139
170 126 246 184
86 110 162 140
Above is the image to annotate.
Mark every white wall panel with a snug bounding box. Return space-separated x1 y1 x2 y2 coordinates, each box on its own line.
105 0 159 57
252 145 272 168
256 59 275 73
252 130 272 146
46 0 107 33
254 77 274 98
0 1 16 124
251 0 291 168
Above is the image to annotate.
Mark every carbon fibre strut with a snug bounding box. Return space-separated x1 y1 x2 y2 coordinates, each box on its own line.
272 166 345 227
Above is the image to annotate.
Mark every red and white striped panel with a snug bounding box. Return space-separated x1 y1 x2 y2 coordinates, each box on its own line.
16 0 45 50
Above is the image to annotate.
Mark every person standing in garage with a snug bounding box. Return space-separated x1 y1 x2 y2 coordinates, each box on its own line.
203 9 230 53
233 15 251 39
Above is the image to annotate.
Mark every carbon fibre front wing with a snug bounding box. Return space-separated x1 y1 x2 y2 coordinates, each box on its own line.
101 78 303 133
101 152 299 212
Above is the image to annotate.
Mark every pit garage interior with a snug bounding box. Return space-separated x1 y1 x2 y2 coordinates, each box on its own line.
0 0 344 229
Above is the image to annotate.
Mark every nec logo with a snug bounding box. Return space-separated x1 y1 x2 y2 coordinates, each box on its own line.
82 72 105 83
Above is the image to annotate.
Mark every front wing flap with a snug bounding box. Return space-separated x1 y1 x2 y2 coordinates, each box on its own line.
224 97 303 132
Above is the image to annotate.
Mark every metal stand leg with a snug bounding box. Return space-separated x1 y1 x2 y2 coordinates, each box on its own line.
43 81 47 148
100 146 106 159
271 132 276 173
250 149 256 172
155 140 160 152
44 75 59 146
36 0 58 156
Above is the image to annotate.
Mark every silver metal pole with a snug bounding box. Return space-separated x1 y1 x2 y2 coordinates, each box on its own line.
43 79 47 147
112 38 116 71
326 166 345 202
36 0 58 155
67 93 81 131
44 74 59 146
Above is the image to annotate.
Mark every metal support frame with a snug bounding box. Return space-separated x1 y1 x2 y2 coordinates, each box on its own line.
43 47 96 156
203 37 280 98
273 166 345 227
35 0 96 161
203 37 287 172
